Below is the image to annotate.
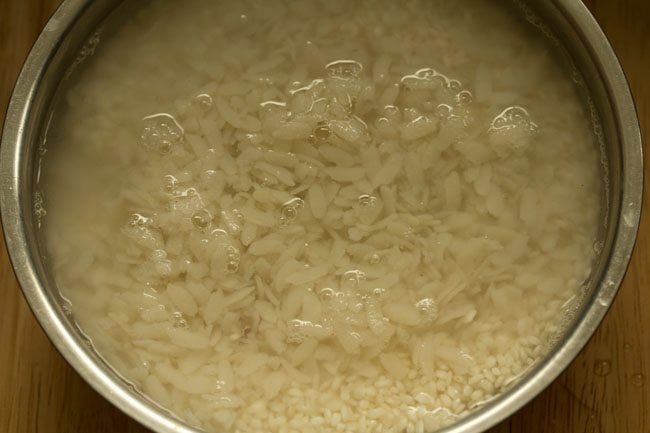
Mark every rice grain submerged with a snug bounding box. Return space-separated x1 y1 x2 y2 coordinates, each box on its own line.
42 0 601 432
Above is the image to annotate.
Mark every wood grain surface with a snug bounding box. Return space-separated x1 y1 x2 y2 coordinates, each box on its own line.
1 1 648 432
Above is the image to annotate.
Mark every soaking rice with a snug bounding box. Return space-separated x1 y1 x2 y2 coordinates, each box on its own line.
41 0 602 432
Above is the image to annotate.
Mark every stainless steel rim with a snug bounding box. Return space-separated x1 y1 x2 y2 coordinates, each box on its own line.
0 1 642 433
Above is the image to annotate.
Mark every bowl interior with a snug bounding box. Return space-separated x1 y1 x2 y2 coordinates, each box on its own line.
1 1 641 432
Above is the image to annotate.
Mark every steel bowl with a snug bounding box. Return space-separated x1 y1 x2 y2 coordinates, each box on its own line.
0 1 642 432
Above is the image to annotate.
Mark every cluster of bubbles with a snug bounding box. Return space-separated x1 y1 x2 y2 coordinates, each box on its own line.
220 209 243 235
66 29 102 78
224 245 240 274
325 60 363 80
488 106 538 134
169 188 204 215
132 99 253 281
61 299 73 316
285 264 440 352
286 318 331 344
163 174 179 192
128 212 152 227
122 212 164 252
401 67 474 123
33 191 47 228
486 106 539 155
401 68 451 89
141 113 184 154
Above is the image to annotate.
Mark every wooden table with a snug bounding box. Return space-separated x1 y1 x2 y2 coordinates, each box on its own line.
1 1 648 432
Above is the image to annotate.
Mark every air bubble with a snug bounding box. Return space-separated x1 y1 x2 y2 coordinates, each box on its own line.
313 124 331 141
191 209 212 229
356 194 381 224
319 288 335 302
226 261 239 273
489 106 538 134
226 245 240 260
446 79 462 91
342 269 366 288
400 68 447 88
211 229 229 242
201 169 217 184
358 194 377 208
193 94 213 111
455 90 473 106
280 198 305 225
415 68 437 79
141 113 184 154
325 60 363 80
369 253 381 264
435 104 453 119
